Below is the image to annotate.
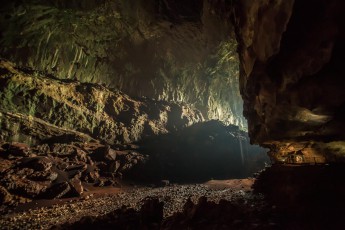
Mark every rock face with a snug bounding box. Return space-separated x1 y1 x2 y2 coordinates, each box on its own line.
234 0 345 162
0 59 203 145
0 0 246 128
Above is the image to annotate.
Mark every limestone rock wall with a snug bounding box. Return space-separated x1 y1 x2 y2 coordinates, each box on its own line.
0 0 246 129
0 59 203 145
234 0 345 161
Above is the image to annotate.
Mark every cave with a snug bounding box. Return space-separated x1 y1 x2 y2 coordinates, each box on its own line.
0 0 345 229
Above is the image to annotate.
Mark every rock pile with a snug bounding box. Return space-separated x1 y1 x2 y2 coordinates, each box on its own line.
0 141 147 206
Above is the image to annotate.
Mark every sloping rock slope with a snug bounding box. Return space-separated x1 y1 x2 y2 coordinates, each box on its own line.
0 59 203 145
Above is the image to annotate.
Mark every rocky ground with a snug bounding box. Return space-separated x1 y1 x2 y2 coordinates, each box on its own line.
2 163 345 229
0 179 262 229
0 141 149 207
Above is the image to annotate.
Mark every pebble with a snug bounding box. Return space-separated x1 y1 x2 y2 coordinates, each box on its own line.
0 184 255 229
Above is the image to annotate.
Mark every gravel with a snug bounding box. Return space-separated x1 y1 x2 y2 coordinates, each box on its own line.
0 182 254 230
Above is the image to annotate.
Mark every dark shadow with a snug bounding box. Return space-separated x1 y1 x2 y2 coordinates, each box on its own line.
126 120 269 183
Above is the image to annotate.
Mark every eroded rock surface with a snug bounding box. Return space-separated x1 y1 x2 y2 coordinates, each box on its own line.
234 0 345 161
0 0 246 128
0 59 203 145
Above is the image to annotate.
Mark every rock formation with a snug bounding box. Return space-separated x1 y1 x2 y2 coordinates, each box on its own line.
0 141 147 205
0 59 203 145
234 0 345 162
0 59 267 206
0 0 246 128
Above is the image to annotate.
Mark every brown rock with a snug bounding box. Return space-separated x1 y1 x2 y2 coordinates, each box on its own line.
42 182 71 199
0 185 13 204
2 142 30 158
81 166 99 183
20 157 53 171
105 148 117 161
74 148 88 162
28 170 58 182
69 177 83 196
3 175 47 198
0 158 14 173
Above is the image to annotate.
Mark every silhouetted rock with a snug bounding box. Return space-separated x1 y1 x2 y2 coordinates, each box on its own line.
19 157 53 171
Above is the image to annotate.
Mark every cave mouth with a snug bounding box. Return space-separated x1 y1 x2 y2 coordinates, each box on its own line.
0 0 270 216
4 0 345 228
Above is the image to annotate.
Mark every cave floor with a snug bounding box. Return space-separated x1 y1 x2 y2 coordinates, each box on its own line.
0 179 255 229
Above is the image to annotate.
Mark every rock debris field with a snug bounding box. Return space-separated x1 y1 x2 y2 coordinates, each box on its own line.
0 179 255 229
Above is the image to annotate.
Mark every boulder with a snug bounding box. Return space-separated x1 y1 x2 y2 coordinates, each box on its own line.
140 198 164 225
0 185 13 205
81 165 99 183
28 170 58 182
1 142 30 158
42 182 71 199
19 157 53 171
69 177 83 196
3 176 47 198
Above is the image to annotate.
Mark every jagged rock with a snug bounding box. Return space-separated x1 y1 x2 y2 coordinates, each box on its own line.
1 143 30 158
50 144 78 157
28 170 58 182
80 165 99 183
104 148 117 161
2 175 47 198
0 185 13 205
19 157 53 171
69 177 83 196
91 146 117 161
73 149 88 163
0 60 203 145
108 161 121 174
42 182 71 199
0 158 13 173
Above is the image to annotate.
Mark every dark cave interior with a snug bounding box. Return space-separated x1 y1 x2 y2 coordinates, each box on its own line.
0 0 345 229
